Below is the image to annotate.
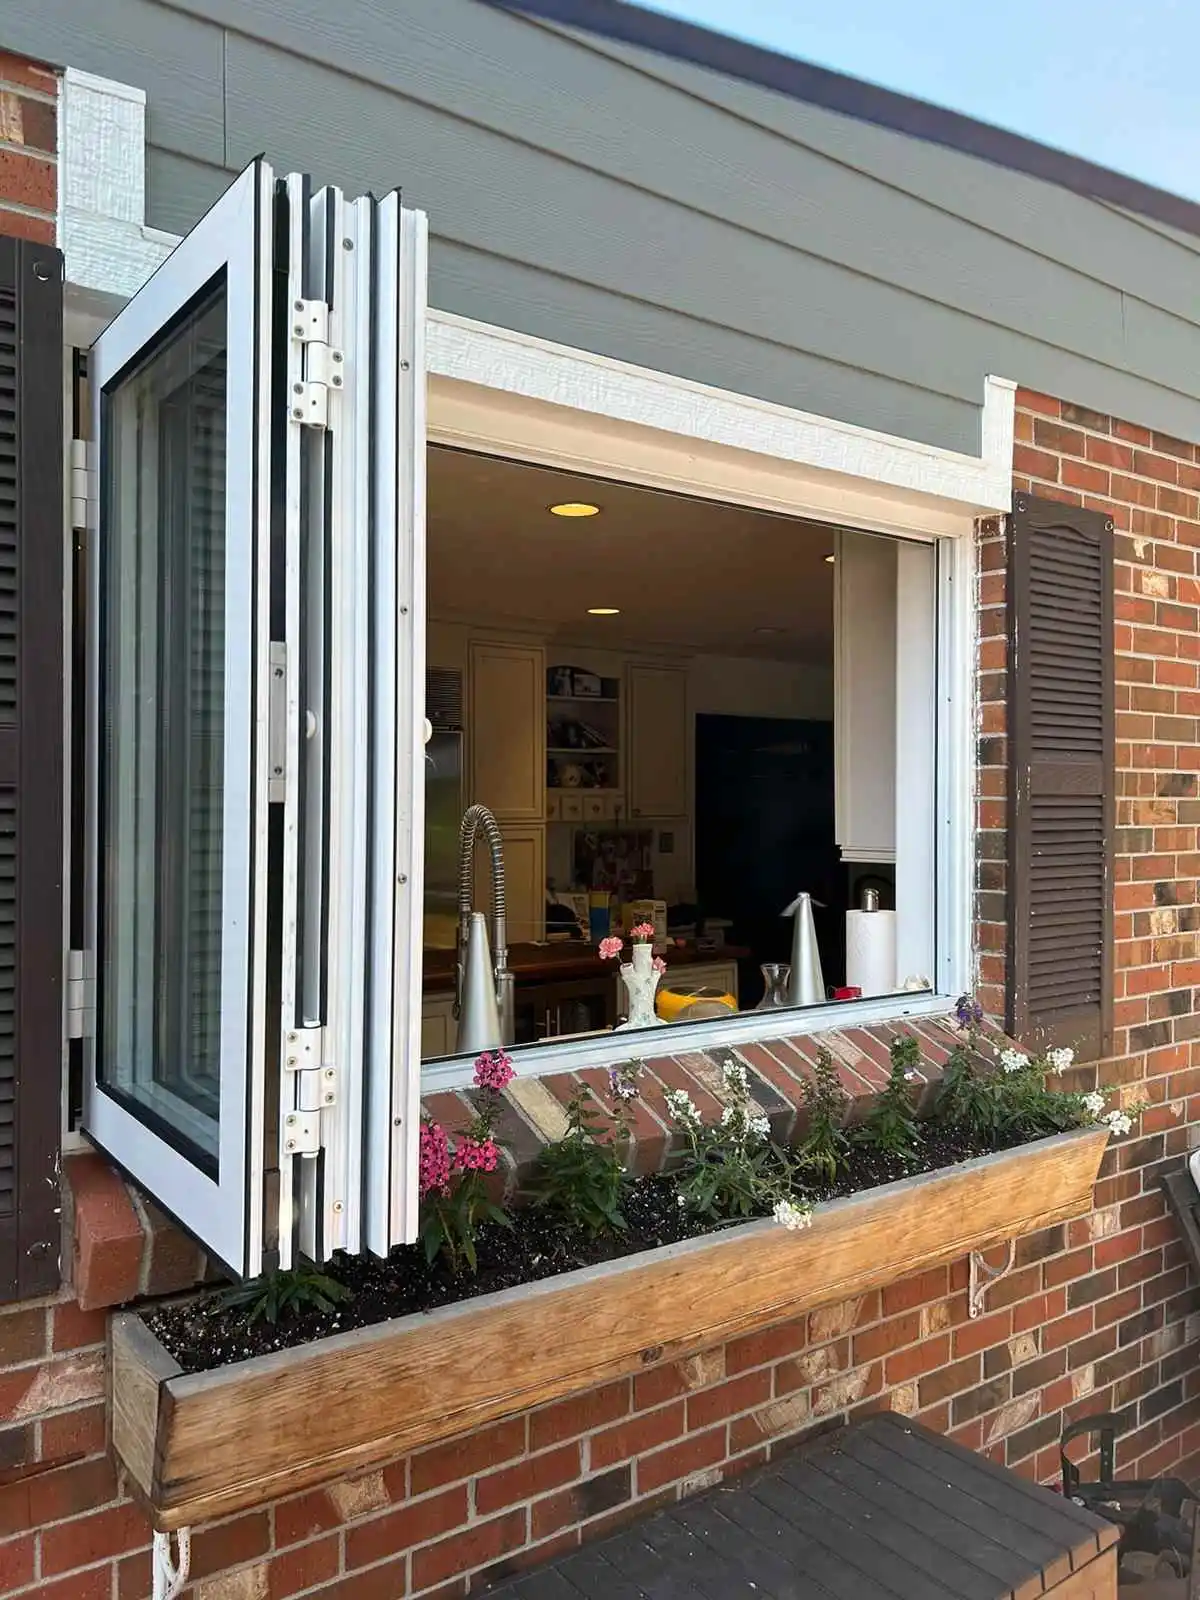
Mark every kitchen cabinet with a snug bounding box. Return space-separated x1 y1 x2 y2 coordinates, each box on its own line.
626 663 688 819
469 640 545 821
834 531 896 863
421 992 457 1060
475 822 546 946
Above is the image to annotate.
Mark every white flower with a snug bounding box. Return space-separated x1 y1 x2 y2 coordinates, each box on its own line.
1082 1091 1106 1119
904 1069 921 1083
664 1088 701 1132
999 1048 1028 1075
1049 1047 1075 1075
1105 1109 1133 1137
676 1193 687 1208
773 1199 813 1232
720 1105 736 1127
722 1059 750 1098
750 1114 771 1140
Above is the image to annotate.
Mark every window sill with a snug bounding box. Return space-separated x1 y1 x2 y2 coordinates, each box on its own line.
110 1124 1107 1531
420 988 954 1094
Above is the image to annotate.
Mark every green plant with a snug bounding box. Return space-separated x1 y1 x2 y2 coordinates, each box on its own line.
418 1051 515 1274
527 1087 630 1237
855 1034 922 1166
666 1059 802 1224
935 1041 1003 1138
796 1046 851 1185
223 1265 351 1327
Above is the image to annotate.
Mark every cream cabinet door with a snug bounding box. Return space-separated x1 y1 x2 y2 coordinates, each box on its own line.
469 641 545 820
834 531 896 863
420 993 457 1060
627 664 688 819
475 823 546 946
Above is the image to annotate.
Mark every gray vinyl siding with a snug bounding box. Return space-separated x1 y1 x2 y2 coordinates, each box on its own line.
10 0 1200 449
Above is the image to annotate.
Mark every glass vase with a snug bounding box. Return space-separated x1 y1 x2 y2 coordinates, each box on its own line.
757 962 792 1009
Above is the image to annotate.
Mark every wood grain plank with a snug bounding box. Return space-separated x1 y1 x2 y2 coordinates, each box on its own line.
114 1128 1105 1528
109 1312 182 1503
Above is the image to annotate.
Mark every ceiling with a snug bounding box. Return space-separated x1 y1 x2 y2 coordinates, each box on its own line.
427 448 836 662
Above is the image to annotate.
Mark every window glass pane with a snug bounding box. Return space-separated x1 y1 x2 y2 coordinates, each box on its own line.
99 280 227 1169
420 446 940 1068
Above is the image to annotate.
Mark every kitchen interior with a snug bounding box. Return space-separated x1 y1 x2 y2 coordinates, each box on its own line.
421 446 912 1062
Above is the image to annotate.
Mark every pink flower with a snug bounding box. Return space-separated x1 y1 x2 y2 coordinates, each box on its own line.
474 1049 515 1093
598 935 624 961
419 1120 451 1197
630 922 656 942
453 1134 499 1174
652 955 667 976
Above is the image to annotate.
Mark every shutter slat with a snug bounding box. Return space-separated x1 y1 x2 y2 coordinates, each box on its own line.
1008 495 1114 1060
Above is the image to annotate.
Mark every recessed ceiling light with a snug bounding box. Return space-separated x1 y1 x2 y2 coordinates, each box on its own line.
550 501 601 518
824 553 836 564
754 626 783 635
587 607 620 616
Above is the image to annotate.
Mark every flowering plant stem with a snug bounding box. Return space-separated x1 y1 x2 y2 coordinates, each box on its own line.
418 1051 516 1275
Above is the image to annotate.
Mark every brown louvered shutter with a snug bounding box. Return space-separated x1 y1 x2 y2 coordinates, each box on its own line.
1008 492 1114 1061
0 238 63 1302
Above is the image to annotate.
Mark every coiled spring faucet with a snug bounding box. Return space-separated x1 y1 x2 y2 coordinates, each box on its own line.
454 804 515 1048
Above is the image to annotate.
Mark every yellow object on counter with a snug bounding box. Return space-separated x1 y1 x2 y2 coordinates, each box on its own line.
655 980 737 1023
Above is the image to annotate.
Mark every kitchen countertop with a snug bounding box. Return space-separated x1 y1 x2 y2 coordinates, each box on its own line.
422 940 748 993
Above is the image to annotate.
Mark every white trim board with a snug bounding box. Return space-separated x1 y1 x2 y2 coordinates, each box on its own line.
59 72 1014 534
427 315 1014 539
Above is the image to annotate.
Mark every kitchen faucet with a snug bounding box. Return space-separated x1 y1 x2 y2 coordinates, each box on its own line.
454 804 515 1050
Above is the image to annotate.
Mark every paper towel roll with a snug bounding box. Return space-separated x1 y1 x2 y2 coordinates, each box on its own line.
845 909 896 998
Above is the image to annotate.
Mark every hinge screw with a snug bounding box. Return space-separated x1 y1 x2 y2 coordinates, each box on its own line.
332 351 343 363
323 1092 335 1104
294 300 304 311
342 238 353 250
293 382 304 394
333 1200 344 1213
285 1139 296 1152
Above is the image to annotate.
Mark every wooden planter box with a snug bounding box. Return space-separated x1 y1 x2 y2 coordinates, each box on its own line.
111 1126 1108 1529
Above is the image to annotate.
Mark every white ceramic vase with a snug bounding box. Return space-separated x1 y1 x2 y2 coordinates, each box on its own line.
616 941 663 1031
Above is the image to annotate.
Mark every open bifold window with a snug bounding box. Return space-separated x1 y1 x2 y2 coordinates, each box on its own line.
83 162 427 1276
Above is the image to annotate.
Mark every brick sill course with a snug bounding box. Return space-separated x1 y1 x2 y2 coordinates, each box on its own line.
67 1016 980 1313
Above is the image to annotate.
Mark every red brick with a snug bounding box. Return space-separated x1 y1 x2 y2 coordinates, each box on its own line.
274 1487 343 1547
530 1465 633 1540
412 1507 527 1590
67 1154 144 1310
0 1453 117 1537
410 1418 525 1494
0 206 53 243
0 1532 34 1591
41 1500 151 1576
725 1318 806 1375
884 1337 951 1385
591 1402 685 1470
0 1306 45 1365
268 1533 341 1597
0 146 52 210
28 1567 113 1600
116 1549 152 1600
51 1301 108 1353
529 1381 629 1451
293 1555 408 1600
686 1370 771 1430
346 1484 467 1571
637 1425 726 1494
186 1510 270 1581
476 1443 581 1515
882 1268 949 1317
952 1309 1013 1359
40 1403 107 1465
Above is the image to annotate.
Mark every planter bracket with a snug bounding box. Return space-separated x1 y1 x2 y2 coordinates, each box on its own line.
968 1240 1016 1319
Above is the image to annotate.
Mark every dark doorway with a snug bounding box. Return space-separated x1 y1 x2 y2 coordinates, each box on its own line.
695 714 844 1007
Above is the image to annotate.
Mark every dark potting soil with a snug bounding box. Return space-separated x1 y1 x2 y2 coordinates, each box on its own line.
146 1121 1036 1375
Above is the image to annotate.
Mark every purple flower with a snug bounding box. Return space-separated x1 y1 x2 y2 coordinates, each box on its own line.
955 994 984 1030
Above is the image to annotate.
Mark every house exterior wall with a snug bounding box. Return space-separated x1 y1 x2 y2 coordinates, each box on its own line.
1 384 1198 1595
0 49 56 245
10 0 1200 453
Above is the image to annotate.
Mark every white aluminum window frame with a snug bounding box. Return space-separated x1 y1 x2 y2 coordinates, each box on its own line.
417 317 1010 1091
82 161 275 1275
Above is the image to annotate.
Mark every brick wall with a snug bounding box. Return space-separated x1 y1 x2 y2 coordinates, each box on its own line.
0 51 56 244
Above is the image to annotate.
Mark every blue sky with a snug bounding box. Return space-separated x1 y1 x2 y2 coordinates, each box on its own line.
642 0 1200 200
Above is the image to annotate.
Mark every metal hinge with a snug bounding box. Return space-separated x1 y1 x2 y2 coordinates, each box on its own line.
268 641 287 802
282 1110 321 1156
66 949 94 1040
281 1025 337 1160
288 299 343 429
70 440 95 533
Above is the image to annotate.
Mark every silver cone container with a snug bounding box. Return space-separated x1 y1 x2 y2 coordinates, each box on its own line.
456 911 502 1054
781 891 825 1006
